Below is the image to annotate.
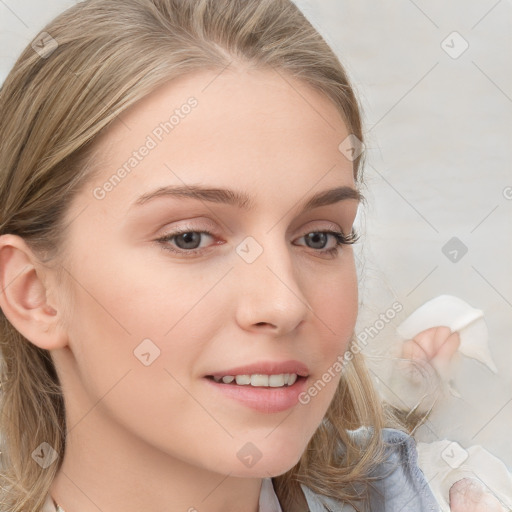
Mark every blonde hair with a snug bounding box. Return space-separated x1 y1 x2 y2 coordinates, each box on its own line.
0 1 408 510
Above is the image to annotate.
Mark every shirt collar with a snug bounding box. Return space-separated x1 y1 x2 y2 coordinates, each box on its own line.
259 477 284 512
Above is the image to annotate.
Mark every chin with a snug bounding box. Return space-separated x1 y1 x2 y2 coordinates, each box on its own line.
223 445 305 479
229 460 301 479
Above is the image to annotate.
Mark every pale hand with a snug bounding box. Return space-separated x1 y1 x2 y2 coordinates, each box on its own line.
449 478 507 511
401 325 460 378
401 327 507 512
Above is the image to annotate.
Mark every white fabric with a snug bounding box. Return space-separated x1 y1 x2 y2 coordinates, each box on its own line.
259 477 284 512
42 493 62 512
396 294 497 373
417 440 512 511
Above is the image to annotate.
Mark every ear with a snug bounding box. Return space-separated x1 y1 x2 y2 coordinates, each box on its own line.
0 234 68 350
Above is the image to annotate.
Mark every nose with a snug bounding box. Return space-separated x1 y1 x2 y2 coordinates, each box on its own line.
233 235 311 336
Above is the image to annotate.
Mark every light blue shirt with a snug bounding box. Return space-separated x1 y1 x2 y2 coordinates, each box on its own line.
260 428 440 511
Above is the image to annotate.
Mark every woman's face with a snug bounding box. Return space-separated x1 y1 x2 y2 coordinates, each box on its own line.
53 65 360 477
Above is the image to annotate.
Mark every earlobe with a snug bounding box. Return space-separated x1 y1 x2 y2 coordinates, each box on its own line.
0 234 68 350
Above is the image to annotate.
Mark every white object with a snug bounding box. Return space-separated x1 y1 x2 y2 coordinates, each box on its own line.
417 440 512 511
396 294 498 373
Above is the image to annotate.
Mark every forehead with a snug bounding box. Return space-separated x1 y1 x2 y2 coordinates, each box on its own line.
77 66 356 219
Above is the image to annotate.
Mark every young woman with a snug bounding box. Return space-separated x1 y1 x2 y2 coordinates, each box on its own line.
0 1 496 511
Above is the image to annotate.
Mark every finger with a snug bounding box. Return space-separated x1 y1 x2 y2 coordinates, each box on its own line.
401 339 429 361
449 478 507 512
432 325 454 353
411 326 440 359
434 331 461 370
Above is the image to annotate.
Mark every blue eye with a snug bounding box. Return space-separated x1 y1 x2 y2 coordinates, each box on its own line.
168 231 210 250
156 229 216 255
155 228 359 257
297 230 359 255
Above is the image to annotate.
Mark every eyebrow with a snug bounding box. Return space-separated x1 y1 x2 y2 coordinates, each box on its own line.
131 184 362 212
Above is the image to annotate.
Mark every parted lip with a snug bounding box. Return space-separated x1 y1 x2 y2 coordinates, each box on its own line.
206 360 310 378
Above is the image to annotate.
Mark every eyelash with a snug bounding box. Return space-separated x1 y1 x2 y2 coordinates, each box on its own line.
155 228 359 258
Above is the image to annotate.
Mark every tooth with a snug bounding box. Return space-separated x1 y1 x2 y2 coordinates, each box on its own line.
213 376 222 383
288 373 297 386
283 373 290 385
268 374 285 387
251 374 269 386
222 375 235 384
235 375 251 385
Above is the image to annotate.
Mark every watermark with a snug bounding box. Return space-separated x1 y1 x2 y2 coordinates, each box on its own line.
133 338 161 366
354 301 403 345
441 441 469 469
503 186 512 200
92 97 198 200
442 236 468 263
338 134 365 162
31 442 59 468
31 32 58 59
298 301 403 404
236 236 264 264
237 442 262 468
441 31 469 59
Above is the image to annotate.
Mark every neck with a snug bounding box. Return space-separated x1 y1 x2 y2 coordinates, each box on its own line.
50 408 262 512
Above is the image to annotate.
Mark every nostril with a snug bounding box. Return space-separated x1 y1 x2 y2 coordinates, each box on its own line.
255 322 277 328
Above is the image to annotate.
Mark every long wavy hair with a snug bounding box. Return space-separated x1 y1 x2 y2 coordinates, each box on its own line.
0 1 409 510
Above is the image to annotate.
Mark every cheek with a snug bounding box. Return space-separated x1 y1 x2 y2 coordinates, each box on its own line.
61 265 227 467
62 247 230 414
65 239 216 338
308 255 359 350
295 256 358 418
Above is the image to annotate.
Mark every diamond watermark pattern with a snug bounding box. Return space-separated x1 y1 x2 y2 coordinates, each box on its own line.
134 338 161 366
338 134 365 162
31 442 59 468
441 441 469 469
237 442 262 468
442 236 468 263
236 236 263 264
31 32 58 59
441 31 469 59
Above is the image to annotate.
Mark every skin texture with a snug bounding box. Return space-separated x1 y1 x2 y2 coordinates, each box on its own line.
449 478 508 512
402 326 461 379
0 66 361 512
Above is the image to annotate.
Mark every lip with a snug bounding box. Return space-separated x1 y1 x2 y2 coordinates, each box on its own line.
206 360 310 378
204 374 309 413
204 360 310 414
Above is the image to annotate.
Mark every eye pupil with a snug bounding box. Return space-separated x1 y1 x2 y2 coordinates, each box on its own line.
305 232 328 249
176 232 201 249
